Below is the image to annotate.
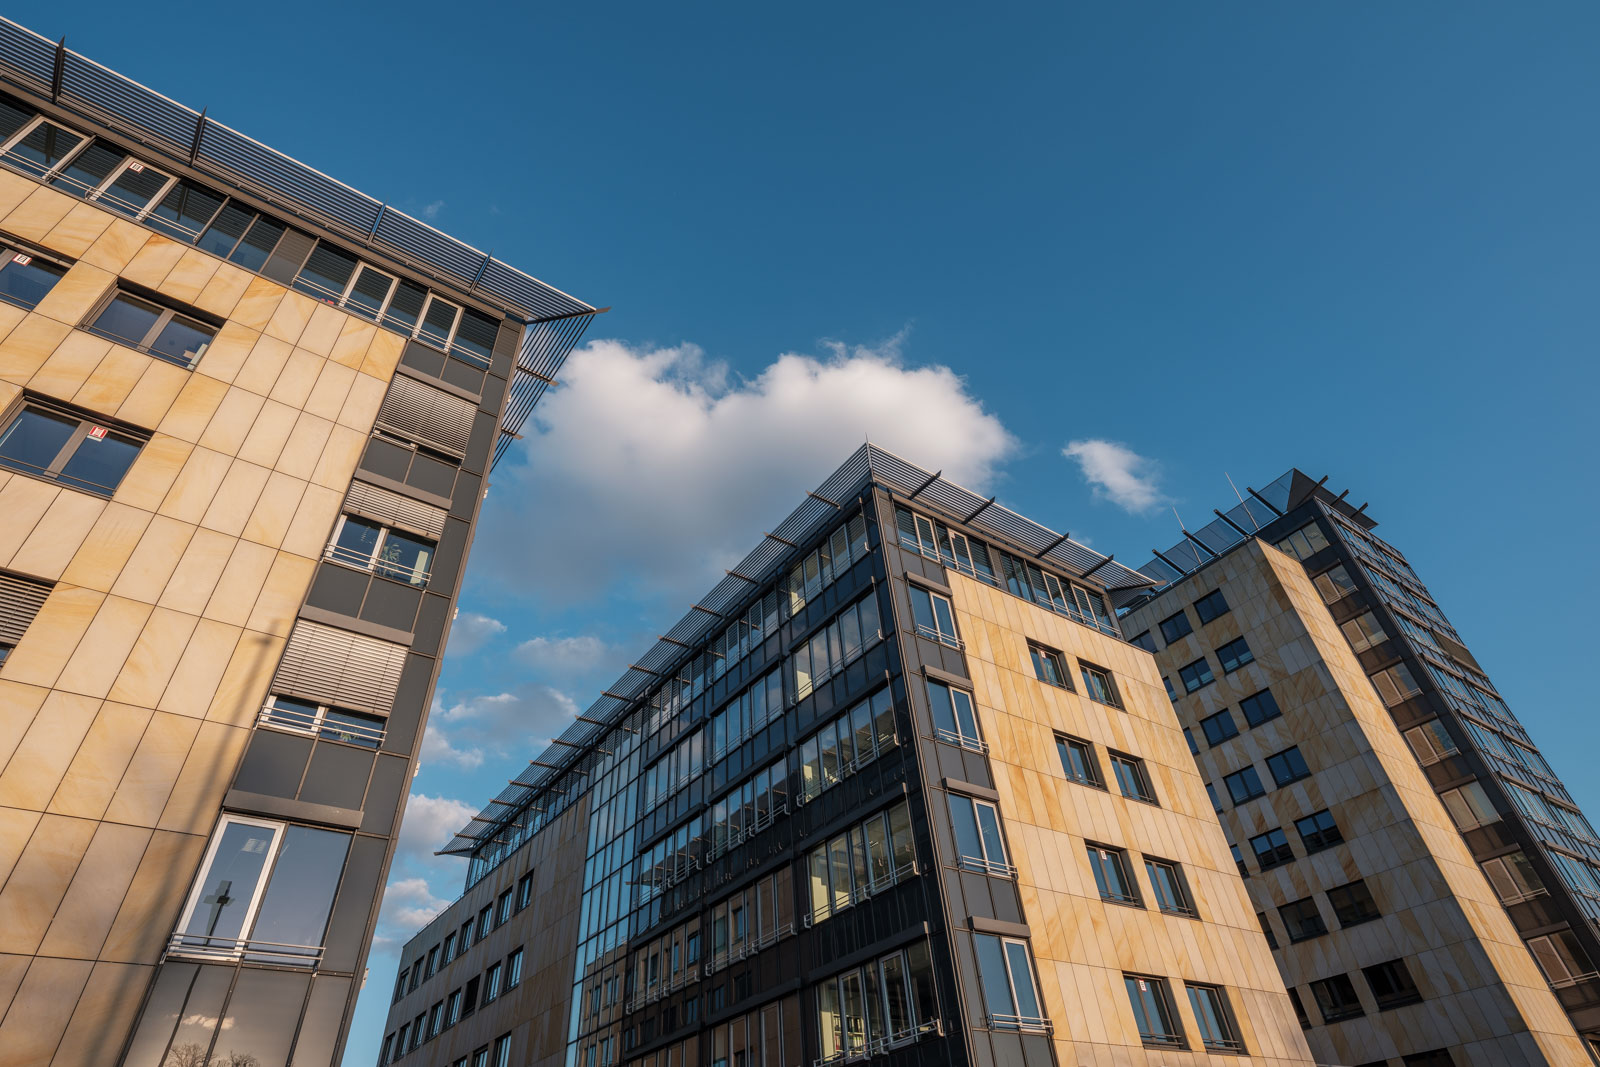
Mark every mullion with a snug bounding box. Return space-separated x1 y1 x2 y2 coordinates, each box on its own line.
43 416 92 477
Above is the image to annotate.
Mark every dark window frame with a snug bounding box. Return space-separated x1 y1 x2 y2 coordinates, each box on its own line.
1279 896 1327 943
1078 660 1123 708
81 282 222 368
1193 589 1230 625
1327 880 1382 928
1028 642 1072 690
1239 688 1281 727
1362 958 1423 1011
1309 973 1365 1023
1199 709 1238 747
1179 657 1214 693
1216 636 1254 673
1055 734 1103 788
0 395 148 498
1295 809 1344 855
1109 751 1158 805
1223 764 1266 805
0 238 69 310
1159 610 1193 644
1265 746 1311 788
1249 828 1294 871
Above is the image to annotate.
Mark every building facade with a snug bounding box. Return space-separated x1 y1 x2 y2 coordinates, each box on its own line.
0 19 596 1067
1120 470 1599 1066
383 445 1317 1067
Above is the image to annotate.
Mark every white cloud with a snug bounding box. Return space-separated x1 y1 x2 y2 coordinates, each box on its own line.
476 334 1015 603
516 635 611 676
420 687 581 773
446 612 506 657
419 722 484 770
393 793 477 870
381 876 453 930
1062 439 1169 515
421 199 444 221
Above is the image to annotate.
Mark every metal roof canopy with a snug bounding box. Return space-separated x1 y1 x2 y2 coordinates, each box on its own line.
440 442 1155 857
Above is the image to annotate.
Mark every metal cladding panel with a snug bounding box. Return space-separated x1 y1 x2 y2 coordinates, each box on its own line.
374 209 483 281
377 375 475 456
0 572 51 645
271 620 407 716
479 259 592 321
59 53 193 153
493 312 595 469
198 121 379 237
345 479 448 540
0 20 52 90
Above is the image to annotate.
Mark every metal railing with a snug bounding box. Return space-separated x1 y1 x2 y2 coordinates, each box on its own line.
166 932 323 967
933 726 987 753
257 703 386 745
804 859 918 928
988 1013 1052 1033
705 803 790 863
324 542 432 586
913 623 963 650
703 922 794 976
812 1020 943 1066
957 855 1017 879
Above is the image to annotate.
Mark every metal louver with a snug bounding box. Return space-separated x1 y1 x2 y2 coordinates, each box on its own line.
0 572 51 645
345 480 448 541
376 375 475 457
270 620 407 716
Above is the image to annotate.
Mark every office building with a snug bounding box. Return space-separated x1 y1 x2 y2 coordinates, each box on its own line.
1120 469 1598 1066
383 444 1317 1067
0 19 597 1066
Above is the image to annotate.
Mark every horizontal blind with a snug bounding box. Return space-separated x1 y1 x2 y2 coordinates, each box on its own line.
345 480 448 540
0 572 51 645
271 620 407 715
376 375 475 456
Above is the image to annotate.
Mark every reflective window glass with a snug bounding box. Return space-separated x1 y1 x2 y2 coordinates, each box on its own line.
197 202 256 258
148 313 215 367
49 140 121 196
89 292 163 349
5 120 86 178
230 215 286 271
296 243 359 302
180 820 280 942
147 179 225 241
97 161 172 217
246 826 351 964
0 251 65 310
0 405 77 474
346 265 395 319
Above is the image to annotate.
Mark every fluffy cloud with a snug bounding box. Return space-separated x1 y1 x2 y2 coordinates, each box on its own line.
515 635 611 677
1062 439 1169 515
420 687 580 773
446 612 506 657
475 334 1015 604
380 876 453 930
394 793 478 868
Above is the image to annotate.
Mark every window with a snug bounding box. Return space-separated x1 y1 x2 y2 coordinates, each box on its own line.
446 988 462 1025
1256 912 1278 949
1223 765 1265 805
470 1049 488 1067
792 593 883 698
85 288 218 368
392 972 406 1004
326 515 435 587
1199 709 1238 747
0 570 50 665
0 244 65 309
484 962 502 1003
171 816 350 966
1249 829 1294 870
1144 858 1195 917
409 960 422 992
380 1034 394 1065
1087 845 1140 906
1123 974 1182 1047
492 1034 512 1067
1371 662 1422 706
1313 564 1358 603
1109 752 1156 804
427 1001 443 1038
477 905 493 939
425 945 439 978
1341 611 1388 653
1279 897 1327 942
1527 931 1598 987
260 694 384 747
1404 719 1458 765
1276 522 1330 561
1441 781 1500 831
1287 987 1311 1029
1179 657 1214 693
1326 880 1381 928
517 872 534 911
1401 1053 1456 1067
1194 590 1230 624
798 688 895 803
1481 852 1545 905
507 947 524 988
459 919 474 952
1185 984 1242 1052
0 400 145 497
1309 974 1364 1022
1129 630 1156 653
1295 809 1343 854
1239 688 1281 726
1231 845 1248 878
1216 637 1254 673
1056 735 1102 787
948 794 1012 876
1206 783 1223 812
442 932 456 964
816 942 942 1054
1028 643 1070 689
1183 726 1197 754
1362 959 1422 1009
393 1025 408 1057
975 935 1046 1030
908 585 959 647
1167 677 1181 704
1159 610 1193 644
1266 746 1311 787
496 889 513 925
1079 661 1122 707
926 679 983 750
806 801 916 925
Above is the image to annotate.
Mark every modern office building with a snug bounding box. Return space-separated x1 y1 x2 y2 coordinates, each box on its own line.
0 19 596 1067
1120 470 1599 1066
383 444 1318 1067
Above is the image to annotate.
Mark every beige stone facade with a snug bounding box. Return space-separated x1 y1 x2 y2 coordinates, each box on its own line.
1121 540 1589 1066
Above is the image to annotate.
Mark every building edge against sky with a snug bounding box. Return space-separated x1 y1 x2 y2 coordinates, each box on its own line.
1119 470 1600 1065
381 443 1317 1067
0 16 596 1067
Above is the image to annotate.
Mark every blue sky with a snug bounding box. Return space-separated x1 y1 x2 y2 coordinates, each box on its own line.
17 3 1600 1061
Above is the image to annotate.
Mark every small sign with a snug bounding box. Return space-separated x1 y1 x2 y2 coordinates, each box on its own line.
11 253 30 266
127 160 145 173
87 425 108 441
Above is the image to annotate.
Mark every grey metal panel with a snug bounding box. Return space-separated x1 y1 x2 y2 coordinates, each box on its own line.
0 20 54 91
377 375 475 457
59 52 191 154
0 571 51 645
271 620 407 716
493 312 595 469
345 480 448 541
374 210 480 282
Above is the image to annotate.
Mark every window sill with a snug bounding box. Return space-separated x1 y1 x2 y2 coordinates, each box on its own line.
1099 895 1144 910
1374 995 1424 1012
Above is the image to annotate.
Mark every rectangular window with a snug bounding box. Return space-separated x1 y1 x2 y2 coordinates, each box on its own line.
1129 630 1157 653
1216 637 1254 673
507 947 524 988
975 935 1046 1030
1527 930 1598 987
1028 643 1071 689
1206 783 1223 812
1441 781 1500 831
1250 828 1294 871
1310 974 1364 1022
484 963 502 1003
1223 765 1265 805
1239 688 1281 727
492 1034 512 1067
1327 880 1382 928
427 1001 443 1038
0 243 66 310
908 585 959 647
1287 987 1310 1029
1078 661 1122 707
1199 710 1238 747
1179 657 1214 693
1341 611 1388 653
1257 912 1277 949
1403 719 1458 766
1159 610 1193 644
1231 845 1248 878
496 889 512 925
1144 858 1195 917
948 794 1012 876
1276 522 1330 561
0 399 146 497
1266 746 1311 787
446 988 462 1025
1183 725 1197 753
442 933 456 964
1362 959 1422 1010
0 570 51 665
1279 897 1327 942
517 872 534 911
326 515 435 587
260 694 384 748
459 919 473 952
1313 564 1358 603
1087 844 1140 906
425 945 439 978
1185 983 1242 1052
1109 752 1156 804
1056 735 1102 787
1371 662 1422 706
1296 809 1343 854
1192 589 1229 624
477 905 493 939
1123 974 1183 1048
1481 852 1545 905
1401 1053 1457 1067
85 287 218 368
926 678 983 750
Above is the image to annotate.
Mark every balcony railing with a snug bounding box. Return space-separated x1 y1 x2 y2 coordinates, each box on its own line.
324 542 432 586
989 1013 1052 1033
957 855 1016 879
812 1020 943 1066
913 623 963 650
933 726 987 753
804 859 919 928
166 932 323 967
257 703 386 745
703 922 794 976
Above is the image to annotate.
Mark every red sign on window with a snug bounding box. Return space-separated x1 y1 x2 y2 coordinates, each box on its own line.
11 253 29 266
127 161 145 173
87 425 108 440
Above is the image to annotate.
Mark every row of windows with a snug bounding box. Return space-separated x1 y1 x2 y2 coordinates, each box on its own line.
1123 973 1243 1052
1210 745 1310 809
1236 808 1345 874
1174 635 1253 694
1287 957 1423 1027
793 591 882 698
816 942 940 1060
1087 844 1196 917
396 872 535 1002
383 1017 514 1066
1258 878 1382 948
804 802 916 926
1134 588 1232 653
1055 735 1156 804
707 868 795 975
1190 688 1282 750
1028 641 1123 708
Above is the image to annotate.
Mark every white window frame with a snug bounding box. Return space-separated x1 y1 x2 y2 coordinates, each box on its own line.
336 261 401 321
260 693 386 745
87 155 178 220
0 114 94 180
325 513 434 585
171 814 284 960
977 934 1048 1032
417 292 463 351
949 794 1014 877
